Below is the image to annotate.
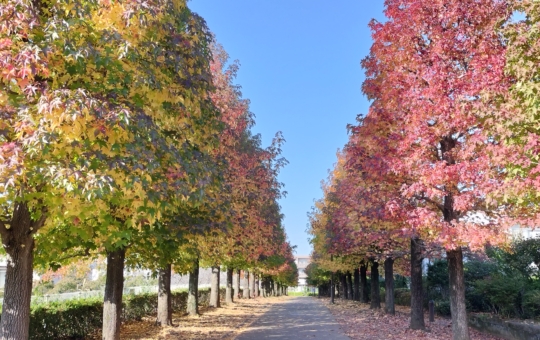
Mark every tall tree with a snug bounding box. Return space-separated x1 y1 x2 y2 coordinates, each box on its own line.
362 1 510 338
1 1 220 338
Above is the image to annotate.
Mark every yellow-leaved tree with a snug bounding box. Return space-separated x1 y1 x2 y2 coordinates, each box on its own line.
0 0 221 339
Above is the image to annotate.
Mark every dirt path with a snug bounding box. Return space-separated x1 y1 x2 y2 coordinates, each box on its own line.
115 296 283 339
103 296 508 339
115 296 352 340
235 296 349 340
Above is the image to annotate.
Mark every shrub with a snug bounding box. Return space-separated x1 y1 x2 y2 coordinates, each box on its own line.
426 260 449 301
394 288 411 306
465 287 490 313
33 281 54 297
29 298 103 340
27 288 224 339
435 300 451 316
122 293 157 321
522 290 540 319
48 277 80 294
394 275 408 289
473 274 524 318
124 275 159 288
83 275 106 292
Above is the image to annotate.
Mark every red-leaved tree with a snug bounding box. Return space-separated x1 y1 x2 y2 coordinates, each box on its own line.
362 1 511 338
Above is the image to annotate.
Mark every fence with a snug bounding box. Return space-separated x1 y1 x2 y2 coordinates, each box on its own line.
27 283 217 305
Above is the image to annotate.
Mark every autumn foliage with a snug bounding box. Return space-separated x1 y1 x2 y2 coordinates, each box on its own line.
0 0 295 339
308 1 540 340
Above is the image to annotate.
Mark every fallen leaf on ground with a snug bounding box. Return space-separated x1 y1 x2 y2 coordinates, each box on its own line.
90 296 287 339
322 298 503 340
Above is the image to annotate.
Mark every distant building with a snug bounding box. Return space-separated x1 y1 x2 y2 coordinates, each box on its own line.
509 226 540 239
0 256 40 289
294 255 310 287
0 257 6 289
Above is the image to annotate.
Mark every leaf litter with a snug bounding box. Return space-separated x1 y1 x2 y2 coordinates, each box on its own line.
101 296 286 340
323 298 503 340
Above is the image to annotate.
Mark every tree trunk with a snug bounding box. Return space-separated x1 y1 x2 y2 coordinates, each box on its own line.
234 269 241 299
347 272 353 300
330 274 335 303
249 271 255 298
340 273 346 299
157 263 172 326
343 273 349 299
0 240 34 340
448 248 470 340
337 273 342 298
243 270 250 298
370 261 381 309
360 264 369 303
226 268 234 304
342 273 347 299
254 274 259 297
273 280 278 296
0 202 44 340
353 267 360 301
384 257 395 315
102 248 126 340
410 237 425 330
440 138 468 339
210 266 220 308
187 258 199 316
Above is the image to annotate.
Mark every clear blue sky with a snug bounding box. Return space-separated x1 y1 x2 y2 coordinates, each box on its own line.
188 1 386 256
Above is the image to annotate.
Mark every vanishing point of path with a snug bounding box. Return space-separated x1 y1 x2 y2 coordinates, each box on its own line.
235 297 350 340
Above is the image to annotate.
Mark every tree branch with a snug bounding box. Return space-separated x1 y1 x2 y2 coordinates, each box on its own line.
414 194 444 212
52 248 91 264
29 205 48 235
0 216 11 242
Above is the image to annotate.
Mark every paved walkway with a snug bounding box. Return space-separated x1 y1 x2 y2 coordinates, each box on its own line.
235 297 350 340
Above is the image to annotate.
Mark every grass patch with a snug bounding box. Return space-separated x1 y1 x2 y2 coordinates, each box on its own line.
288 291 311 297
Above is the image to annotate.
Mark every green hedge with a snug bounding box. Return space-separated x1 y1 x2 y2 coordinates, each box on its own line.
30 298 103 340
28 288 227 340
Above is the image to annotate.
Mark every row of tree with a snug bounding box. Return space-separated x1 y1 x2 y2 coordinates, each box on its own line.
0 0 297 339
308 1 540 340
